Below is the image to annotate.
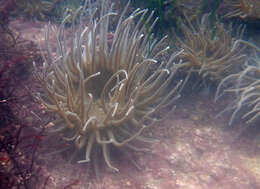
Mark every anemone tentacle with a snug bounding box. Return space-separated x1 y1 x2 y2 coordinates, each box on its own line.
35 0 182 171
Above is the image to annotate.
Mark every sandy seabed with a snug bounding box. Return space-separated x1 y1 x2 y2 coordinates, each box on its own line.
35 95 260 189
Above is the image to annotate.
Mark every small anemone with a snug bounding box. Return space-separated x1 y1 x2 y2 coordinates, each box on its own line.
176 14 246 89
215 40 260 126
224 0 260 20
34 0 182 172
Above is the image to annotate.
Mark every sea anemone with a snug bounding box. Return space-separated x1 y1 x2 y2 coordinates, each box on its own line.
224 0 260 21
34 0 182 172
176 14 246 88
215 40 260 126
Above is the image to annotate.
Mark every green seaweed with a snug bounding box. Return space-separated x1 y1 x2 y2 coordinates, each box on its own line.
200 0 223 28
132 0 177 36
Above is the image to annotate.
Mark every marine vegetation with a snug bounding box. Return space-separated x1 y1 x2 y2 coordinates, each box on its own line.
52 0 88 23
15 0 62 20
200 0 223 28
215 41 260 126
131 0 224 37
0 0 17 56
0 1 44 186
131 0 178 35
0 124 44 188
176 14 247 88
34 0 182 172
224 0 260 21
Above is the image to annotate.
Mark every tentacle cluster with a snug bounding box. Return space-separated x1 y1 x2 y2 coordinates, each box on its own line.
215 40 260 126
35 0 182 171
224 0 260 20
176 14 246 87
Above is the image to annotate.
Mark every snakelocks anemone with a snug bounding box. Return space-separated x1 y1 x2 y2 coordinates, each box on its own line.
224 0 260 21
176 14 246 89
215 41 260 126
34 0 182 172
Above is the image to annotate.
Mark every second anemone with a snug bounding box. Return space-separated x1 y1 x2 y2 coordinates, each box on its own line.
176 14 246 89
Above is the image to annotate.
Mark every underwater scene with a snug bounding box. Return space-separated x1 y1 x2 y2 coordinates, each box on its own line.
0 0 260 188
